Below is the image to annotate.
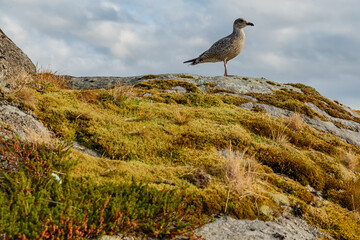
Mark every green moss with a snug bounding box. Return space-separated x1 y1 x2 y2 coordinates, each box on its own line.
23 78 360 239
254 145 326 190
135 79 199 93
140 74 160 79
248 90 325 120
176 74 195 79
204 82 215 88
267 175 314 203
306 203 360 240
266 80 280 86
288 84 360 123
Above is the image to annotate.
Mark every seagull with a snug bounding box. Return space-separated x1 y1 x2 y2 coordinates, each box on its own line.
184 18 254 77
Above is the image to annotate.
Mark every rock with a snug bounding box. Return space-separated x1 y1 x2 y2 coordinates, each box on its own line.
68 74 301 95
183 168 212 188
164 86 187 94
195 215 326 240
72 141 102 158
0 103 50 141
0 29 36 83
239 102 360 148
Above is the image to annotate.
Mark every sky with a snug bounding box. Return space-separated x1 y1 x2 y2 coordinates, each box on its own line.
1 0 360 109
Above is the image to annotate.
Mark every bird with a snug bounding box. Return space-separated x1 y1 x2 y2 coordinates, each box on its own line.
184 18 254 77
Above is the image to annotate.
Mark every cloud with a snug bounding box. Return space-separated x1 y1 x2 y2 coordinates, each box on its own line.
0 0 360 109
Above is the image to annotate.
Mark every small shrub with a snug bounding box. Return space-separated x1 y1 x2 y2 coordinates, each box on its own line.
0 131 205 239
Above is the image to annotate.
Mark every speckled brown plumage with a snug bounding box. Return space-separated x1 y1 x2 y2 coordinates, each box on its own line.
184 18 254 76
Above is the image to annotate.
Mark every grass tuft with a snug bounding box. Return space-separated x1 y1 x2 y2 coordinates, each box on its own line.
173 109 193 125
287 113 304 132
340 152 359 170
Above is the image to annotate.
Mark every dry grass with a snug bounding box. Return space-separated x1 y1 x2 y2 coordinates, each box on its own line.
24 128 52 146
224 147 260 194
287 112 304 131
340 152 359 170
34 66 69 89
13 87 37 105
223 145 260 213
6 69 33 89
173 109 193 125
111 84 137 101
79 90 99 104
268 120 290 146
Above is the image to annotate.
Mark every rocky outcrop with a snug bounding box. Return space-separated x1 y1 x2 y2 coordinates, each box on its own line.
195 215 327 240
68 74 360 148
68 74 301 94
0 103 50 141
0 29 36 83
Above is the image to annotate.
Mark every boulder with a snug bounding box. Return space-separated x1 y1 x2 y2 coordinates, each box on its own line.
0 103 50 141
0 29 36 83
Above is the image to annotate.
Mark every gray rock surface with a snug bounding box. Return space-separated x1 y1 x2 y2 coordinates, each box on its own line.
0 103 50 141
195 215 326 240
0 29 36 82
68 74 301 94
98 215 328 240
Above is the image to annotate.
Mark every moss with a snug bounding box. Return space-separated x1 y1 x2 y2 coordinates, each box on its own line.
176 74 195 79
254 145 326 190
306 203 360 240
135 79 199 93
267 174 314 203
24 78 360 239
247 90 325 120
140 74 160 79
288 84 360 123
204 82 215 88
266 80 281 86
208 88 237 94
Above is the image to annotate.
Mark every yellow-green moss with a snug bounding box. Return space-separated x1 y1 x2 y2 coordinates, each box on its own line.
140 74 160 79
306 203 360 240
25 81 360 239
176 74 195 79
288 84 360 123
135 79 199 92
267 174 314 203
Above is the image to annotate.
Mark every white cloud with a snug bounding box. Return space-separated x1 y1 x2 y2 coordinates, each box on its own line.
0 0 360 109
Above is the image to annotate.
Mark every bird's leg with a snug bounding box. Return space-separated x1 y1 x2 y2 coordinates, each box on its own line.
224 60 228 76
224 60 232 77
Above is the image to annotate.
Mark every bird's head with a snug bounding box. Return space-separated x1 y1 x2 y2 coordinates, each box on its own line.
234 18 254 29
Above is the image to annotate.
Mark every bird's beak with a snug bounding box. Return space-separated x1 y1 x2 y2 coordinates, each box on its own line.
247 22 254 26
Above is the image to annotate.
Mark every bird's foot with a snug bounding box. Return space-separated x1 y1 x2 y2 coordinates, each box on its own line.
224 74 234 77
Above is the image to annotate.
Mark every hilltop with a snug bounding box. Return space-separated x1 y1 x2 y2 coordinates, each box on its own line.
1 29 360 240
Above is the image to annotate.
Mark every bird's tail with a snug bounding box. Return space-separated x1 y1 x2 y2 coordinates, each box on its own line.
183 58 199 65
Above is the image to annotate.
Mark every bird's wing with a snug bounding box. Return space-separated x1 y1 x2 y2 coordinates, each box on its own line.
199 35 233 60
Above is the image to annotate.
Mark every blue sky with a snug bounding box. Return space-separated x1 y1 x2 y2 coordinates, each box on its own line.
1 0 360 109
